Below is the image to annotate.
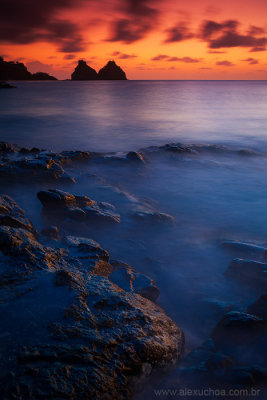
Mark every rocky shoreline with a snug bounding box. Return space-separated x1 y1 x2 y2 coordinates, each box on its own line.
0 141 266 399
0 142 184 399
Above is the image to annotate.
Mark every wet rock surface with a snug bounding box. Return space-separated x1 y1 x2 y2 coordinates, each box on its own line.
37 189 121 223
0 195 184 399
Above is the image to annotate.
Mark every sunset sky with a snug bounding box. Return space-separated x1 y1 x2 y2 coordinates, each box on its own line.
1 0 267 79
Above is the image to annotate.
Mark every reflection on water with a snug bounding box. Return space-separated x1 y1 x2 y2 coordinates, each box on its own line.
1 81 267 152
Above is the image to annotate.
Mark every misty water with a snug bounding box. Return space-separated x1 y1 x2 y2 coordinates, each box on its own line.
1 81 267 397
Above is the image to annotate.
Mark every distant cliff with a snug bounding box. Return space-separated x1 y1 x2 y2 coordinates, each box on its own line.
0 57 57 81
71 60 127 80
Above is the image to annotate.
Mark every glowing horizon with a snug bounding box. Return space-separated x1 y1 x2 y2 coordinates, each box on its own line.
1 0 267 79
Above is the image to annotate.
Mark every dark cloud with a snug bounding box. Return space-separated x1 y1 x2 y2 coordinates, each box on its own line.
200 19 267 51
111 51 137 59
208 50 226 54
168 56 201 63
241 57 258 64
64 54 76 60
216 60 234 67
107 0 159 43
151 55 201 63
0 0 87 52
247 26 265 36
164 23 194 43
151 54 169 61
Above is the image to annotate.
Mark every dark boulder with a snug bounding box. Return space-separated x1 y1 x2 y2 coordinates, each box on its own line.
71 60 98 80
98 61 127 80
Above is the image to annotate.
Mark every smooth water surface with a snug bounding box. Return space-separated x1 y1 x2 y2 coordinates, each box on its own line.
1 80 267 152
1 81 267 398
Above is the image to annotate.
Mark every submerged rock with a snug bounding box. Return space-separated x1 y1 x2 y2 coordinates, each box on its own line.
0 142 15 153
0 195 184 399
37 189 121 223
225 258 267 289
222 240 267 259
132 210 175 225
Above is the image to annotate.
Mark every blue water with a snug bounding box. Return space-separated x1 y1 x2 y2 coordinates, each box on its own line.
1 81 267 398
1 81 267 151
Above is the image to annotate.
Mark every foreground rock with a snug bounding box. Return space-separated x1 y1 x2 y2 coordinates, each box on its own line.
179 298 267 387
0 195 184 399
37 189 121 223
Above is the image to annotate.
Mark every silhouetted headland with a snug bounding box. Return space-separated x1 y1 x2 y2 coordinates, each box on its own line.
71 60 127 80
0 57 57 81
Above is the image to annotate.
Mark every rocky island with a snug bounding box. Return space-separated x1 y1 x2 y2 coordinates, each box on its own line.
71 60 127 80
0 57 57 81
0 142 184 399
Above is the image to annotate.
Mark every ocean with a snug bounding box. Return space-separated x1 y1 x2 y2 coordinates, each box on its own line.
1 81 267 397
1 80 267 151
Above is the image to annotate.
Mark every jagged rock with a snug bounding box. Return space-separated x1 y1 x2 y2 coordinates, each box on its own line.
98 61 127 80
225 258 267 289
37 189 121 224
58 150 91 164
41 225 59 240
64 235 110 262
160 143 196 154
109 260 160 302
0 142 15 153
71 60 98 80
126 151 145 164
0 195 184 399
0 156 75 183
0 195 35 234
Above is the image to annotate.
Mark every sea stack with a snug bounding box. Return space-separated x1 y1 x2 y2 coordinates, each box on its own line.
98 60 127 80
71 60 98 80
